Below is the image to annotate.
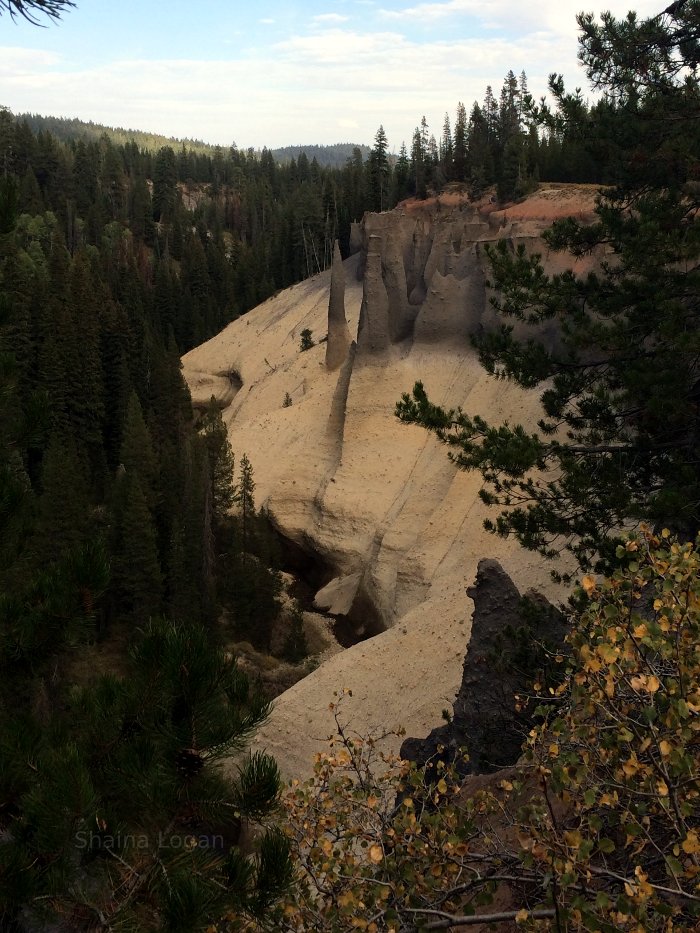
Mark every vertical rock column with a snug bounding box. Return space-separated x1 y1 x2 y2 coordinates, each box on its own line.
325 240 353 371
356 234 390 357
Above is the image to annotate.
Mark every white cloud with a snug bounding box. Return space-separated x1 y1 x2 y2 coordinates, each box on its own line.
0 46 62 75
0 1 666 150
259 17 275 24
0 30 580 147
379 0 663 37
312 13 350 23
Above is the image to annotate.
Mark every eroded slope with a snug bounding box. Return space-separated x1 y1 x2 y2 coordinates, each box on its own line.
182 186 598 778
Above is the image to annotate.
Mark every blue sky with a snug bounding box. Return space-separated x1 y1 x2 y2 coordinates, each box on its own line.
0 1 661 150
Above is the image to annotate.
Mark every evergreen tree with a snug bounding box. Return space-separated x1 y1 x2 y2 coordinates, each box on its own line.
482 85 499 144
410 124 427 199
99 138 126 221
153 145 179 222
166 438 214 624
68 251 105 460
299 327 314 351
398 3 700 578
110 470 163 622
453 101 468 183
498 69 521 145
0 52 300 932
119 390 159 510
283 602 309 664
439 112 453 181
33 433 90 566
518 69 529 126
0 618 292 929
236 452 255 556
200 396 236 526
467 102 493 195
391 141 411 203
367 125 390 213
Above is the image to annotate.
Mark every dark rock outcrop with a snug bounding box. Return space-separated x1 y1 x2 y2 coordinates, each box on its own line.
401 558 569 774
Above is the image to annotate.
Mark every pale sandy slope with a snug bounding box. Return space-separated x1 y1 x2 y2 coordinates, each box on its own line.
182 196 589 780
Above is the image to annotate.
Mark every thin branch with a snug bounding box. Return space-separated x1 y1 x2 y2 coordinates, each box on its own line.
1 0 75 25
417 907 557 929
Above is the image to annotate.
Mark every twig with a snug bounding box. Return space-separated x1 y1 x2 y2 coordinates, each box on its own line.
412 907 557 928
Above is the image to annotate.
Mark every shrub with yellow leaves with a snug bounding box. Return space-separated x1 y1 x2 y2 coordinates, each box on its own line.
517 527 700 930
270 692 546 931
261 530 699 931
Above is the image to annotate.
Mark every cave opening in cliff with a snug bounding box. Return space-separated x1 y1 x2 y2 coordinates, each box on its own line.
263 517 385 648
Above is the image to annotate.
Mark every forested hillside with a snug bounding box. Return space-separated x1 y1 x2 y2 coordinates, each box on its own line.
3 67 616 341
16 113 372 170
0 111 296 928
0 76 659 930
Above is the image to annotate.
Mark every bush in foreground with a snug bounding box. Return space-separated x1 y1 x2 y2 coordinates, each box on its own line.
270 528 700 931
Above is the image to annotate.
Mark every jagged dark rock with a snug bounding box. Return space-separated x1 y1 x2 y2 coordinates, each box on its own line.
401 558 569 774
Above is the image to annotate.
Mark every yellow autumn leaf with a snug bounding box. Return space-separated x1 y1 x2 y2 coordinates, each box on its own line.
682 832 700 854
436 778 448 795
623 757 639 777
564 829 582 849
659 740 672 756
647 675 661 693
582 575 597 594
657 780 669 797
633 623 648 638
515 909 530 923
369 845 383 864
597 643 619 663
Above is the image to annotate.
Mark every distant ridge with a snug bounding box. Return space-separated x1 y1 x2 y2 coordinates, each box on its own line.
15 112 215 156
272 143 370 168
13 112 369 166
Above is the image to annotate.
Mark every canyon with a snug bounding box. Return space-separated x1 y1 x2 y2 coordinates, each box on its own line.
182 185 601 779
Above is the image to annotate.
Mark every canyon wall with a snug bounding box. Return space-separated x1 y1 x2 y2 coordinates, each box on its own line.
182 185 599 778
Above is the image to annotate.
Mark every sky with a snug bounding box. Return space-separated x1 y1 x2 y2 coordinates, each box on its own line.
0 0 662 151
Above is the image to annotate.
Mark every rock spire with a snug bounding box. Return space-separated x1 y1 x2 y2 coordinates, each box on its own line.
325 240 352 370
